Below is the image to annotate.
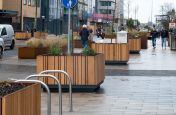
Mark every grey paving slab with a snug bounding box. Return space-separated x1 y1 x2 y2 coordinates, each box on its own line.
1 39 176 115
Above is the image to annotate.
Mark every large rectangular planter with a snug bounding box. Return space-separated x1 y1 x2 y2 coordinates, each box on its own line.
129 39 141 53
90 43 129 64
0 83 41 115
15 32 31 40
141 37 148 49
18 47 48 59
34 32 48 38
105 34 116 38
36 54 105 91
73 40 93 48
73 39 82 48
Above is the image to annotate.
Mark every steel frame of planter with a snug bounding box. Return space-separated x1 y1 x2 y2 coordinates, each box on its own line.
11 79 51 115
39 70 73 112
25 74 63 115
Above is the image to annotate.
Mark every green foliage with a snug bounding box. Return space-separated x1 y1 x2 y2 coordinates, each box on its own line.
49 45 61 56
82 47 97 56
127 18 140 31
128 32 148 39
127 18 135 29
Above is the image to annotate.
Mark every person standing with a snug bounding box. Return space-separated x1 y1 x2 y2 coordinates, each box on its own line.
161 29 168 49
79 24 90 48
96 26 101 38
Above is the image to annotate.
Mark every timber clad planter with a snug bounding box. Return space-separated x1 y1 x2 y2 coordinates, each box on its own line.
36 54 105 90
18 47 48 59
73 39 82 48
34 32 48 38
15 32 31 40
141 37 148 49
129 39 141 53
140 33 149 49
105 34 116 38
91 43 129 63
0 83 41 115
73 40 93 48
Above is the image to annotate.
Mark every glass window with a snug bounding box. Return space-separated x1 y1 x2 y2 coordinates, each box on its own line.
1 28 7 36
24 0 27 5
100 1 111 6
29 0 40 7
28 0 31 6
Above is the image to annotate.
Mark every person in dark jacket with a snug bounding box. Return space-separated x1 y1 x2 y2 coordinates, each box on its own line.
160 29 168 49
79 24 90 48
151 29 158 48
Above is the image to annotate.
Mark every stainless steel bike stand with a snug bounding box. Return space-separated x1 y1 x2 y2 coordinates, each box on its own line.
25 74 63 115
40 70 73 112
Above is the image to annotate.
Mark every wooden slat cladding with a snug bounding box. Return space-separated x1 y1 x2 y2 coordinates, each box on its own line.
18 47 48 59
0 98 1 115
36 54 105 86
141 37 148 49
34 32 48 38
15 32 31 40
91 43 129 62
129 39 141 52
0 83 41 115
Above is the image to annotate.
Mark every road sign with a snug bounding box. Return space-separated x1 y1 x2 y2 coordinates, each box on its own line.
169 23 176 29
62 0 78 9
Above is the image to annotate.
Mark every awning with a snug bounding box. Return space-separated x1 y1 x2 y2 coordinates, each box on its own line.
0 10 18 17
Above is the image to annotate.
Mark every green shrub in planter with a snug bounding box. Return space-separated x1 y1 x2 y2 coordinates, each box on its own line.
49 45 62 56
82 47 97 56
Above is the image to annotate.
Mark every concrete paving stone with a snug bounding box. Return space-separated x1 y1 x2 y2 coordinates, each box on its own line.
2 40 176 115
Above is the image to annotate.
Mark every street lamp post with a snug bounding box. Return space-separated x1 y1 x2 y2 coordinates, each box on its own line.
34 0 38 30
42 16 45 32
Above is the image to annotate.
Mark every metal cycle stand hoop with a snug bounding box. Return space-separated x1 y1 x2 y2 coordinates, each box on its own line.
40 70 73 112
10 79 51 115
25 74 62 115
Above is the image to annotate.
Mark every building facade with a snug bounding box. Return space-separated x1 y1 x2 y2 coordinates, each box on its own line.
94 0 124 31
95 0 115 22
0 0 40 31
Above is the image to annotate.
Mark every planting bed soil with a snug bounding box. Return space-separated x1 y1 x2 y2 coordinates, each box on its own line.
0 82 41 115
0 82 27 96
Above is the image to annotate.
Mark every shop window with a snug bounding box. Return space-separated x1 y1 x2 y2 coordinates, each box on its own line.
24 0 27 5
28 0 31 6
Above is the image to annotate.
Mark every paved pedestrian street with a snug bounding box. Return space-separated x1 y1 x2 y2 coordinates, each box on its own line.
41 40 176 115
1 40 176 115
41 76 176 115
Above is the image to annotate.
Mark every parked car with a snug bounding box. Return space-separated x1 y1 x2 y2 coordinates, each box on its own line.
0 24 15 49
0 38 4 58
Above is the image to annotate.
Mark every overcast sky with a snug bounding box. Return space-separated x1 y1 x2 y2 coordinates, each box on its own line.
124 0 176 23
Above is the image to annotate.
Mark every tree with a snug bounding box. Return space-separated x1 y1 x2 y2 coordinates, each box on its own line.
127 18 140 30
127 18 134 30
160 3 175 29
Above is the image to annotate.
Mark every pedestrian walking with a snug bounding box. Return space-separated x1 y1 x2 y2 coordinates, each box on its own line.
151 29 158 48
96 26 101 38
160 29 168 49
79 24 90 48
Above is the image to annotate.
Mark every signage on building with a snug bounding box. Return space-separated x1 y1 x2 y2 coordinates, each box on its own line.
169 23 176 29
62 0 78 9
